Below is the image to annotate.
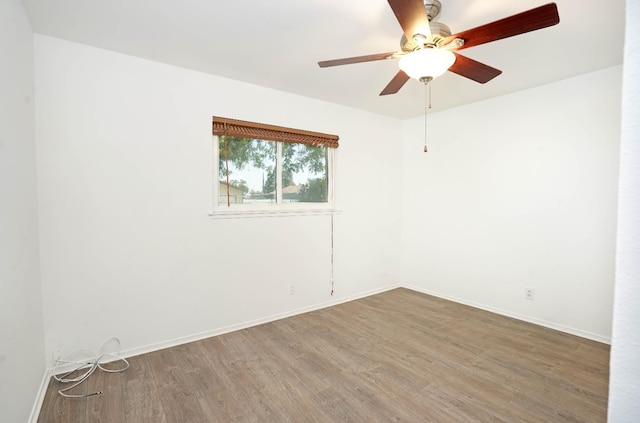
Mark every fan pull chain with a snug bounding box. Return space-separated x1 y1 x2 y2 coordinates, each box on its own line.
423 81 434 153
424 82 427 152
424 81 431 152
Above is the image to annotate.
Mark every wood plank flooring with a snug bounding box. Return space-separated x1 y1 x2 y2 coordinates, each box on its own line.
37 288 610 422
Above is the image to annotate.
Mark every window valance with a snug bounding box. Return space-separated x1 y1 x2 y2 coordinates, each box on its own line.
212 116 339 148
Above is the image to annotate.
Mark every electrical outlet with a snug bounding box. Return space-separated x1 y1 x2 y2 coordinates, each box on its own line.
288 284 295 295
525 288 535 301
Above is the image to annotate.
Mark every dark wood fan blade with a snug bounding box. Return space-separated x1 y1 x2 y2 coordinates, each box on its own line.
380 70 410 96
318 52 398 68
388 0 431 43
444 3 559 51
448 53 502 84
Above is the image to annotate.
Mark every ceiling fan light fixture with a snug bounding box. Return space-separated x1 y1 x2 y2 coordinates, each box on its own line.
399 48 456 81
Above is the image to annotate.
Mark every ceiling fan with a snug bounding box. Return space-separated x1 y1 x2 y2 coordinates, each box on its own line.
318 0 560 95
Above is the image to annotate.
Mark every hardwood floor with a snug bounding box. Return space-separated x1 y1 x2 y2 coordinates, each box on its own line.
37 288 610 422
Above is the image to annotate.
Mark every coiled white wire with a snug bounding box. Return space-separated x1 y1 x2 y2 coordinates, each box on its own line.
53 337 129 398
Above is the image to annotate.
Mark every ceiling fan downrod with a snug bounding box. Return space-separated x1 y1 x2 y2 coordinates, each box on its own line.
423 0 442 22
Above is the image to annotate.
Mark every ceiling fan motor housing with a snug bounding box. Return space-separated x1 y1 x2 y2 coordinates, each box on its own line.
400 21 452 52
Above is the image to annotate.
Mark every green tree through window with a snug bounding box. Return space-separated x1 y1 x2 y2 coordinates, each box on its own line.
218 136 329 205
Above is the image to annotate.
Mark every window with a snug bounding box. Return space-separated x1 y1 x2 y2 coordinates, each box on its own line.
212 117 339 215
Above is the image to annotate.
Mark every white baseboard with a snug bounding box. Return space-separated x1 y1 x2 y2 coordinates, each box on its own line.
401 284 611 344
111 283 401 361
28 368 52 423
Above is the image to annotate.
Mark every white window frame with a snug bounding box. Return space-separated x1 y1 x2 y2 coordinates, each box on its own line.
211 135 336 218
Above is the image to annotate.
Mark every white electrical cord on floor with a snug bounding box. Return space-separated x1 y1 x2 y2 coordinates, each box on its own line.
53 337 129 398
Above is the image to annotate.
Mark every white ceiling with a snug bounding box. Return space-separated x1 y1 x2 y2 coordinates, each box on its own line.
22 0 625 119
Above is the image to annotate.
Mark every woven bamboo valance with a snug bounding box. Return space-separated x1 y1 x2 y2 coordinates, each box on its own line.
212 116 339 148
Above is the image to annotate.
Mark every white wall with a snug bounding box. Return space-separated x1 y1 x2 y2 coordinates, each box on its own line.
29 11 635 420
0 0 46 421
609 0 640 420
400 66 621 342
34 35 402 363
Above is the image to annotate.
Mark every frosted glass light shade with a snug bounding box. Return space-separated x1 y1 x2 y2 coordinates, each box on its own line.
399 48 456 80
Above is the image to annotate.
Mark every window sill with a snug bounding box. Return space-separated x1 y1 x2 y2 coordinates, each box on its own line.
208 208 342 219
